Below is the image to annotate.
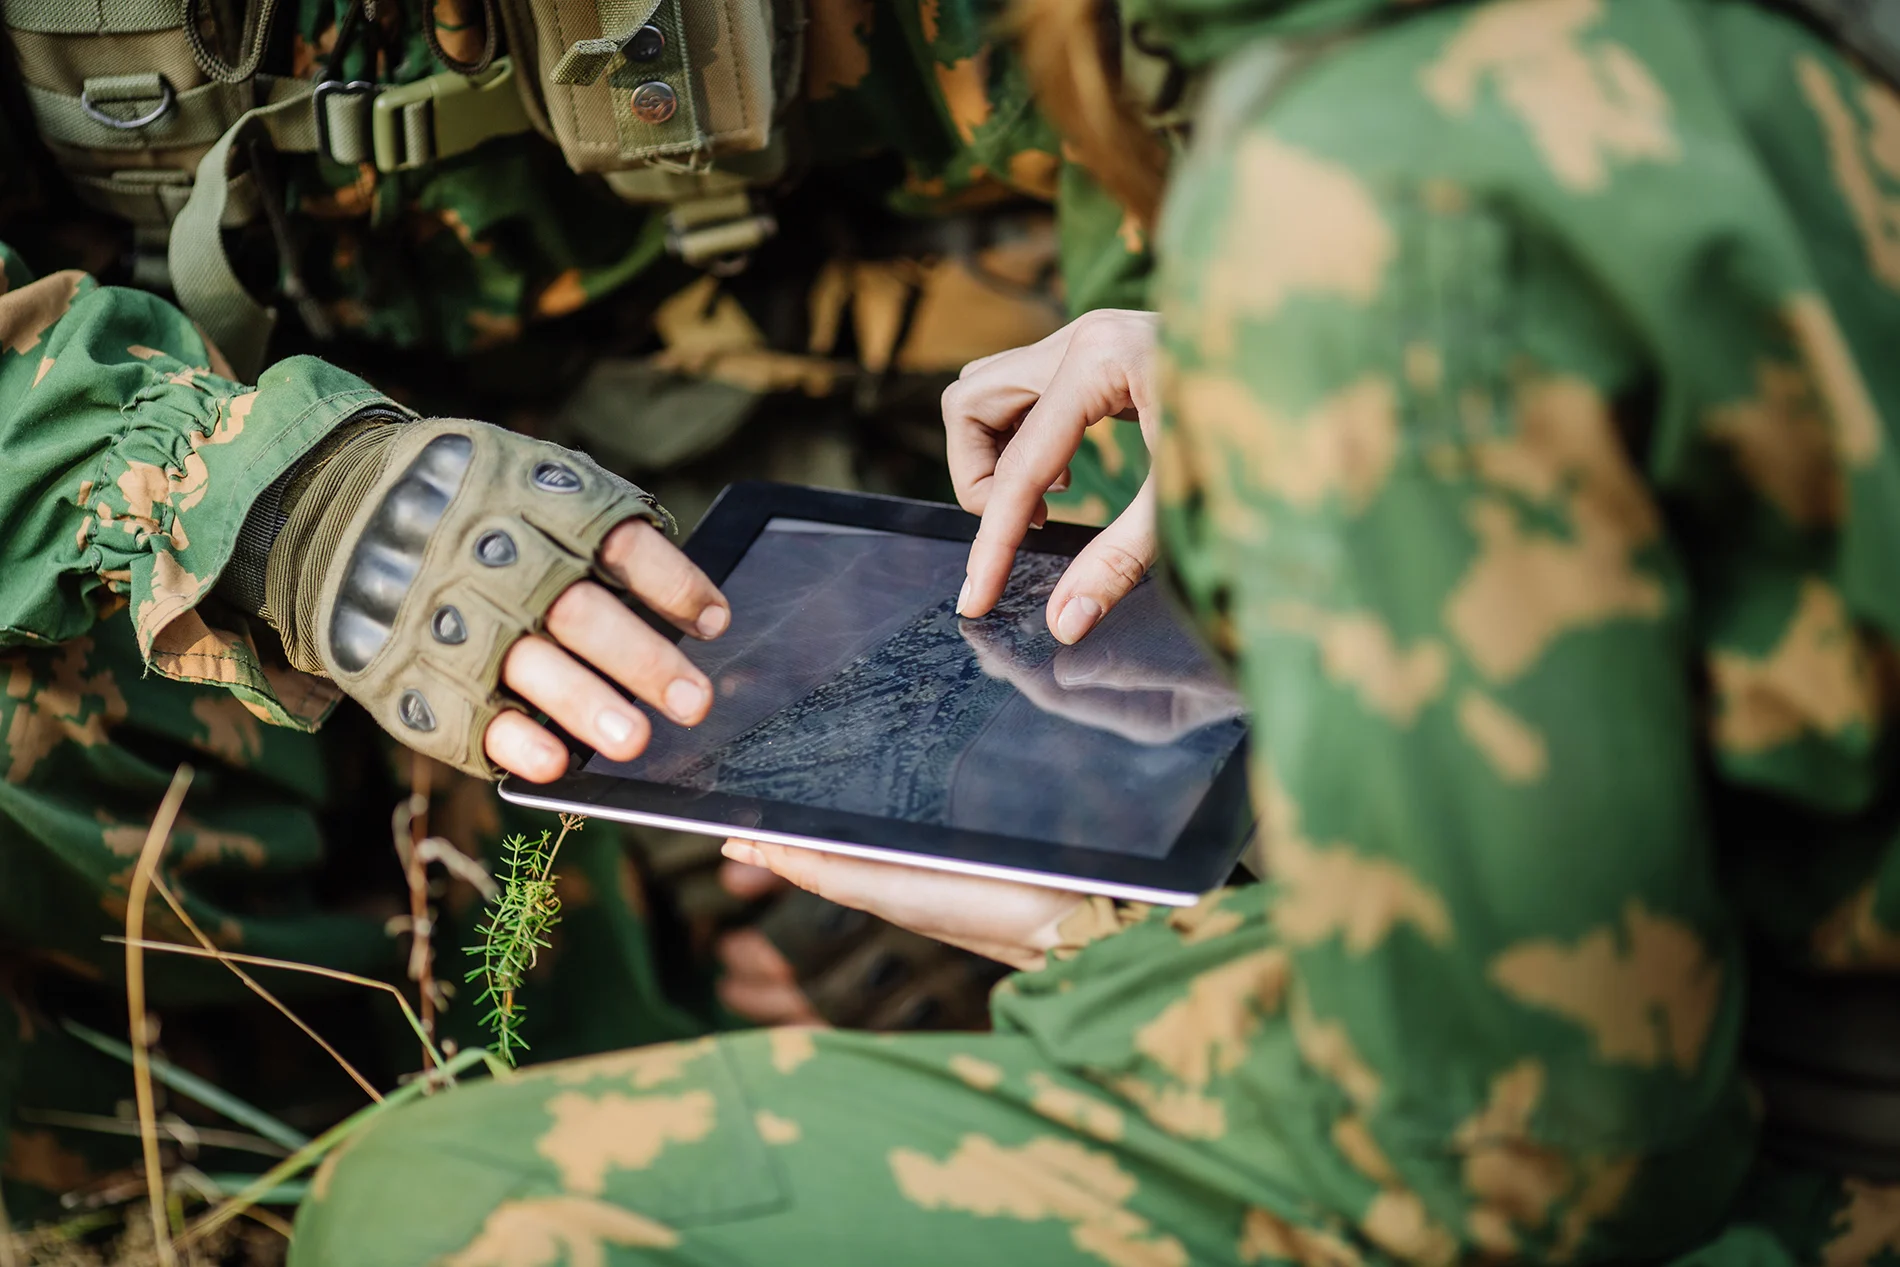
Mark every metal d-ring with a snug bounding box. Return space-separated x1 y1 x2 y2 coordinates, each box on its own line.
80 76 176 130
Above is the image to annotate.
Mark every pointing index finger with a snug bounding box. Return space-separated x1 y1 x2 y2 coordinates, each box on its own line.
958 381 1114 617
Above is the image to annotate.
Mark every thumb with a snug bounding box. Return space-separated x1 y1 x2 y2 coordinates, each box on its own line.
1045 475 1159 645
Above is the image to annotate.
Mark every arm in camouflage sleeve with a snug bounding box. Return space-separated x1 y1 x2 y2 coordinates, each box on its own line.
0 240 397 727
1094 5 1781 1258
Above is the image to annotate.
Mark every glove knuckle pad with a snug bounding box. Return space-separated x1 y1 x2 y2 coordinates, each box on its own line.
317 419 666 777
328 432 473 674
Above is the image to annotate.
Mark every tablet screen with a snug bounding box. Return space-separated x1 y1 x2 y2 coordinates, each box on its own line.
587 517 1246 858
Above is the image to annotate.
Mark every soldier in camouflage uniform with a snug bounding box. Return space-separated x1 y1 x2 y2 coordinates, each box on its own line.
0 0 1148 1227
294 0 1900 1263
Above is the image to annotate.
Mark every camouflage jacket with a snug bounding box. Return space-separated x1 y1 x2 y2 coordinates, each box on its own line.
1004 0 1900 1256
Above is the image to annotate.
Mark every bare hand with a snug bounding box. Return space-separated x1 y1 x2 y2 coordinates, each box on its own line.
484 519 730 782
942 310 1162 643
720 839 1083 972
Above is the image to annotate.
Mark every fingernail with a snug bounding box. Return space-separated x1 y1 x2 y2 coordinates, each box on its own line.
538 739 567 772
1055 597 1103 644
697 605 729 639
598 710 637 747
666 677 709 722
722 841 763 866
957 577 973 617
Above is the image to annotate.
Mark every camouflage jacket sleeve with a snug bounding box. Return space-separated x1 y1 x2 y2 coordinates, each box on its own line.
0 241 396 728
1006 1 1900 1260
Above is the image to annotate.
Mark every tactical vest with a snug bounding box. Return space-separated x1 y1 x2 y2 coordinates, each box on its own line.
0 0 803 378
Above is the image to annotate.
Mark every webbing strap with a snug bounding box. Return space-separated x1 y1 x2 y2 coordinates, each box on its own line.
605 160 782 265
167 77 317 381
166 62 534 378
1 0 183 34
24 75 264 151
547 0 667 85
367 57 533 171
66 168 257 226
666 189 775 265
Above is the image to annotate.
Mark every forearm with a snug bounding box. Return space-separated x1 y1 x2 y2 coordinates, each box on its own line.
0 241 401 724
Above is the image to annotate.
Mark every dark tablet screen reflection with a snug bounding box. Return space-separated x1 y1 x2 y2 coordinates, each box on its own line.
586 518 1246 858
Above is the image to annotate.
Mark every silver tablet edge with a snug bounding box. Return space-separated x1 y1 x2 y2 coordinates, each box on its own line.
498 785 1204 907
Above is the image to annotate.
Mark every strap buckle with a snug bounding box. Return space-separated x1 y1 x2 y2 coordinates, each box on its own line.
665 190 778 272
370 56 529 173
313 79 380 166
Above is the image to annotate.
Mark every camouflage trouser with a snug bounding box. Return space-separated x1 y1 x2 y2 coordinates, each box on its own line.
290 898 1893 1267
0 612 711 1225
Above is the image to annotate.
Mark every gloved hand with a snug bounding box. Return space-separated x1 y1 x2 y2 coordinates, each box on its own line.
248 413 730 779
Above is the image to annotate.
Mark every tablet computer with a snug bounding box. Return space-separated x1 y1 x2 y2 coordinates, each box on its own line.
498 482 1253 905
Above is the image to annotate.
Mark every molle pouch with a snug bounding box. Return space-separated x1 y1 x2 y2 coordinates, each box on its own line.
0 0 264 289
502 0 803 263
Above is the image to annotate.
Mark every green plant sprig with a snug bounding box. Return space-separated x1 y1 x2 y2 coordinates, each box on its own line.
465 814 583 1064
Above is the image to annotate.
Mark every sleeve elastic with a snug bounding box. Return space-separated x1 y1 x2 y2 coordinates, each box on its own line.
0 241 405 728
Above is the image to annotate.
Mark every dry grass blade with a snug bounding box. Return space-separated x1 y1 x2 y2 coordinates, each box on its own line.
18 1109 291 1159
145 871 382 1104
105 940 446 1070
125 763 193 1267
395 768 438 1070
0 1183 18 1267
414 837 498 901
239 1204 295 1240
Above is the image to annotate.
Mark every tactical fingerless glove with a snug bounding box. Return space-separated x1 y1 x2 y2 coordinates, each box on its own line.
229 412 668 777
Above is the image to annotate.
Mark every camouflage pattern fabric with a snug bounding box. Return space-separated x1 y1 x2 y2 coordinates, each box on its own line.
294 1 1900 1263
0 0 1150 1227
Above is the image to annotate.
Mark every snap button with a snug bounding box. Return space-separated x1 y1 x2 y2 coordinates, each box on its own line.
626 24 665 62
630 81 677 125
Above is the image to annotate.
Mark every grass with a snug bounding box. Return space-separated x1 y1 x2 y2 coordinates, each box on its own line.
464 815 584 1066
0 762 539 1264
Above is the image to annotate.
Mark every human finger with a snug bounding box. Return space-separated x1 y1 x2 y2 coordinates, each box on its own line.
720 858 788 900
942 326 1083 514
717 976 826 1025
500 635 653 762
544 580 714 728
717 926 799 984
596 518 731 640
481 710 570 782
720 839 1083 970
714 927 821 1023
1044 475 1160 644
960 313 1161 619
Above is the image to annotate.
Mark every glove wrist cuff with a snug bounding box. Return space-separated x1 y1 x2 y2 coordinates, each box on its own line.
265 416 411 674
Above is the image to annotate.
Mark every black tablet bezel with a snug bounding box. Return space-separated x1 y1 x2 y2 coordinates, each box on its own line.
498 482 1254 900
